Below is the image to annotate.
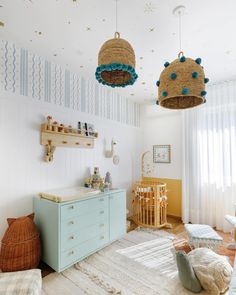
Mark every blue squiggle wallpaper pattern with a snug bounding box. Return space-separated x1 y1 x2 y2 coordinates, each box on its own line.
0 40 140 127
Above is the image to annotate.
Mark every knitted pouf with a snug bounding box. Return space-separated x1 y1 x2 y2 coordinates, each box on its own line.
0 213 41 272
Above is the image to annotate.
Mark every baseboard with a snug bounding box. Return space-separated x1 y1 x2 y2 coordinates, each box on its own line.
167 214 182 221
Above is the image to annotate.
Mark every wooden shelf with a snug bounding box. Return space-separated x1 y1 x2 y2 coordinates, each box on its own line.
40 123 97 162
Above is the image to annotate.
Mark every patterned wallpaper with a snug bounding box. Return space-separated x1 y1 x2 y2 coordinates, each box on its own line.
0 40 140 127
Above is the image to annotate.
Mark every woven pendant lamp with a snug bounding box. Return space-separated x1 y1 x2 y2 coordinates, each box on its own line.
156 6 209 109
95 1 138 88
96 32 138 88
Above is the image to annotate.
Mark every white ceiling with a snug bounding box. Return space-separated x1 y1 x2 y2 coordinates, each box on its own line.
1 0 236 104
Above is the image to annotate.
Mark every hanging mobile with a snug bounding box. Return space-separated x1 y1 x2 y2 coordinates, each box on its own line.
156 5 209 109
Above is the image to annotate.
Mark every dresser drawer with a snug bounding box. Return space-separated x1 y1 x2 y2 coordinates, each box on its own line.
60 231 109 269
61 222 108 251
61 196 107 220
61 207 108 235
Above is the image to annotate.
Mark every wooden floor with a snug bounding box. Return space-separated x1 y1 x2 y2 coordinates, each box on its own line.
41 216 235 277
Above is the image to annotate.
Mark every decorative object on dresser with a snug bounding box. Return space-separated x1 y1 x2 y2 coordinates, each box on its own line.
153 144 171 163
0 213 41 272
132 180 172 229
41 116 98 162
34 189 126 272
91 167 104 190
104 171 112 190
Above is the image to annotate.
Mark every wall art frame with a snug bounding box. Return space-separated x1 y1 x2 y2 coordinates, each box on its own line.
153 145 171 163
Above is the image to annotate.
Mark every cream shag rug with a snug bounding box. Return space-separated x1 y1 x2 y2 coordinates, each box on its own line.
42 229 210 295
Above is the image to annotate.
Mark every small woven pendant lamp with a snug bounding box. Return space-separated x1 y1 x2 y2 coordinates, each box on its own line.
156 6 209 109
95 0 138 88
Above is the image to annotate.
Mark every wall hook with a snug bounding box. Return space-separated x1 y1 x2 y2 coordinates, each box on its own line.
45 140 56 162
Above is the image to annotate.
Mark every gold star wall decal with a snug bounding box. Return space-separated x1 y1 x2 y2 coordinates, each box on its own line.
86 27 91 31
144 2 156 13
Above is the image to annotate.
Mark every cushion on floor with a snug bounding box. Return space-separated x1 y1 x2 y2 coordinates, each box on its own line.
0 269 42 295
188 248 233 295
176 251 202 293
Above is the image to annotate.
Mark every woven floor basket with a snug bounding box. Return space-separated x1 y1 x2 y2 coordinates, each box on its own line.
97 32 136 86
158 56 206 109
0 213 41 272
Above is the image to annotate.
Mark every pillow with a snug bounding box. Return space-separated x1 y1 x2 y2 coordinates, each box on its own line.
188 248 233 295
176 251 202 293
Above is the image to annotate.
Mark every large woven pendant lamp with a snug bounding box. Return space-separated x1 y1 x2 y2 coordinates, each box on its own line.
156 6 209 109
95 0 138 88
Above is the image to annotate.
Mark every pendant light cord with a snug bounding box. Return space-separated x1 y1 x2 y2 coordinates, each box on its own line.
115 0 118 33
178 10 182 53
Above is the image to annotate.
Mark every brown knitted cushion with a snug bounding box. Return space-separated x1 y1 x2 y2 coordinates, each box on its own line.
0 213 41 272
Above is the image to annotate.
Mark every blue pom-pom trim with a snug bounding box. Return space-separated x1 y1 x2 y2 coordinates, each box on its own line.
170 73 177 80
182 87 189 95
201 90 207 96
162 91 168 97
192 72 198 78
95 63 138 87
195 58 202 65
156 80 160 87
164 62 170 68
179 56 186 62
204 78 209 84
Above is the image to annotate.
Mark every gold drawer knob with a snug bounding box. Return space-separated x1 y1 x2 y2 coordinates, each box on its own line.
70 220 74 225
69 205 75 210
100 210 104 214
100 236 104 240
70 250 74 255
70 236 75 240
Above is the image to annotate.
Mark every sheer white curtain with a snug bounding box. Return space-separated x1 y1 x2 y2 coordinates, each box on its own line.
182 80 236 231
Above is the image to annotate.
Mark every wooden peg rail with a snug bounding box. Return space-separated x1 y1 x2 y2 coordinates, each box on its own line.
40 123 97 162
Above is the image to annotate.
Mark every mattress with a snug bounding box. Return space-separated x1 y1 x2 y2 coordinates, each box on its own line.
39 186 101 203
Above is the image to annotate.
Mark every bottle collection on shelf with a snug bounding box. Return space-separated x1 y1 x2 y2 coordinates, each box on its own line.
46 116 98 138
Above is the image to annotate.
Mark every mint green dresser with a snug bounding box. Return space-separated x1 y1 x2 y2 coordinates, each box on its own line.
33 189 126 272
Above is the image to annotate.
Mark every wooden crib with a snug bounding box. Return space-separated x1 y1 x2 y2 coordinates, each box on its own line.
132 180 172 229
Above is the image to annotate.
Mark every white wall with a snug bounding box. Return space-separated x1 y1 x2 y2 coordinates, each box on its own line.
0 39 143 239
142 105 183 179
0 91 143 238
